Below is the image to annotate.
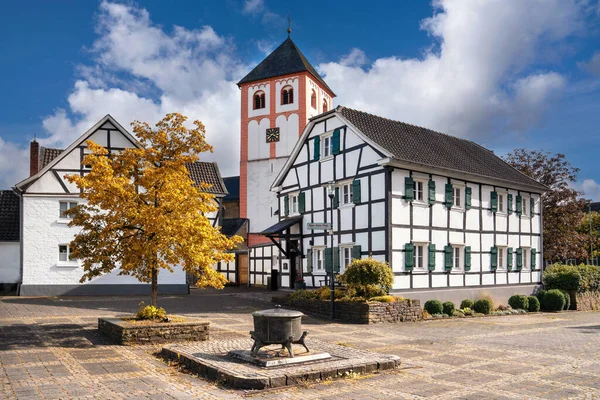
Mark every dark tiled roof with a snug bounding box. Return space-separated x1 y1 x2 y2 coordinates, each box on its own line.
260 216 303 236
0 191 19 241
186 162 228 195
337 106 547 191
238 38 335 95
223 176 240 201
220 218 248 236
40 147 63 169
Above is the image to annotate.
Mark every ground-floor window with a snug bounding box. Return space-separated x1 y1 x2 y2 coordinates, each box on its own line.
452 246 462 270
314 248 324 270
341 246 353 271
413 244 426 270
522 248 529 269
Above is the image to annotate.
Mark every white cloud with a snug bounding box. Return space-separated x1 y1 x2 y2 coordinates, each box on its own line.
243 0 264 14
579 51 600 75
319 0 584 139
573 179 600 201
0 138 29 189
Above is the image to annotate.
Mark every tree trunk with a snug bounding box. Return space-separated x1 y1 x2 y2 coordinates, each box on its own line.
151 268 158 307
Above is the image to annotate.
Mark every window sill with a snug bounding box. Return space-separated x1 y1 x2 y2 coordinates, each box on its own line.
56 219 72 224
339 203 355 209
412 201 430 208
520 215 532 220
55 263 79 268
451 207 465 213
319 156 333 162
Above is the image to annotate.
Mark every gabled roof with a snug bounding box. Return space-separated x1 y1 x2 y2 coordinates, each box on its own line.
237 37 335 95
220 218 248 237
336 106 547 191
40 147 63 169
222 176 240 201
186 162 228 196
0 190 19 241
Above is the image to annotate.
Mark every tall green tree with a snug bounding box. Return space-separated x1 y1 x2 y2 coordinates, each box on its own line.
503 149 587 262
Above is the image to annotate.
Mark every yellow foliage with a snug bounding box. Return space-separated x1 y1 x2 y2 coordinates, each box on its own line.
136 301 167 321
65 113 242 305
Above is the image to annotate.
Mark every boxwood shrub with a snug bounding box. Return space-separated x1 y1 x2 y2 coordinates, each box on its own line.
442 301 455 316
424 300 443 315
543 289 566 311
508 294 529 310
527 296 540 312
560 290 571 310
473 298 493 315
460 299 474 309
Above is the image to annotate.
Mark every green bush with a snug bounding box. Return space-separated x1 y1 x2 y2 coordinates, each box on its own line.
527 296 540 312
536 289 547 302
136 302 167 321
543 264 580 291
369 295 396 303
508 295 529 310
340 258 394 299
289 289 318 300
560 290 571 310
315 287 346 301
424 300 443 315
576 264 600 292
543 289 566 311
460 299 474 309
473 298 493 315
442 301 455 316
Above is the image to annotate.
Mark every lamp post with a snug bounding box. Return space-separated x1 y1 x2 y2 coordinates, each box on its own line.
327 183 335 320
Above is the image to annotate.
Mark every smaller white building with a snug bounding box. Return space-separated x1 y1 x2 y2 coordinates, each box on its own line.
14 115 228 296
0 190 20 292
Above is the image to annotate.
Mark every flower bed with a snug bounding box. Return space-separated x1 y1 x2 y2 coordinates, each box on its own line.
272 295 422 324
98 317 209 345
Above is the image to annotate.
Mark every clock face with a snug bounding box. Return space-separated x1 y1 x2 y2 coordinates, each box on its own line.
266 127 280 143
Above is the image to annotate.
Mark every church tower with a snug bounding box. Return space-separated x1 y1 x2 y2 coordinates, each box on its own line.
238 37 335 246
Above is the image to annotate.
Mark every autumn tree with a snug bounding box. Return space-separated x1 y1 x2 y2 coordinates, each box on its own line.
503 149 587 262
66 113 242 307
576 211 600 261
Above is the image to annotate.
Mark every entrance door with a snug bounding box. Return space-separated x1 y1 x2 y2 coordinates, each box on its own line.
237 253 248 287
288 240 299 288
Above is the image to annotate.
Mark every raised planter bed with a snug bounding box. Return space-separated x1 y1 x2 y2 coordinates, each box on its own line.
272 296 422 324
98 317 209 345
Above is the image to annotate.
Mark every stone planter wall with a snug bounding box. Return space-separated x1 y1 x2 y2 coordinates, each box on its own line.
272 296 422 324
98 317 209 345
575 291 600 311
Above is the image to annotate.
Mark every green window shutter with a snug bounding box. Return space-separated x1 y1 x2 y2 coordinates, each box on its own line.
516 248 523 270
464 246 471 271
352 245 361 261
332 128 341 155
284 195 289 216
324 247 332 272
507 247 513 270
491 191 498 212
405 243 414 271
444 246 453 271
491 247 498 271
531 248 537 269
428 244 436 271
333 187 340 208
428 180 436 205
313 137 320 161
445 183 453 208
465 187 472 210
405 177 414 201
333 247 340 272
352 179 361 204
516 195 522 216
530 198 535 216
306 249 313 273
507 194 513 214
298 192 305 213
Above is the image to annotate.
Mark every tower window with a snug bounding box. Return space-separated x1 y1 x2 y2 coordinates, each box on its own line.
253 91 265 110
311 90 316 109
281 86 294 105
323 98 328 112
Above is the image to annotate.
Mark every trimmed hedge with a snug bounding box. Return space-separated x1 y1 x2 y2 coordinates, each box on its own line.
543 264 600 292
543 289 566 312
508 295 529 310
560 290 570 310
442 301 455 316
340 258 394 299
460 299 474 309
527 296 540 312
473 298 493 315
424 300 443 315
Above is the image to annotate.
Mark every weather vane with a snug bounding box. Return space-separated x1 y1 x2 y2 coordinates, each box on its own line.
287 14 291 37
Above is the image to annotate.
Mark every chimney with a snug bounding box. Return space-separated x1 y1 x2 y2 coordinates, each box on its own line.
30 140 39 176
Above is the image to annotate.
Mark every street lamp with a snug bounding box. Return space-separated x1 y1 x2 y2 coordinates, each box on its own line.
327 182 336 320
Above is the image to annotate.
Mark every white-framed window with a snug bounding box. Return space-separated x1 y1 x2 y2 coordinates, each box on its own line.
453 186 463 208
413 244 426 270
313 247 325 270
59 201 78 219
290 194 299 214
322 134 332 158
497 246 507 270
414 180 425 202
452 245 464 270
522 247 530 269
522 196 529 217
341 245 353 271
58 244 76 264
498 193 505 213
341 182 353 205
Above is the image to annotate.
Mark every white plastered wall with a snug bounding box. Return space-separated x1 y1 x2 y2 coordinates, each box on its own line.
0 242 20 283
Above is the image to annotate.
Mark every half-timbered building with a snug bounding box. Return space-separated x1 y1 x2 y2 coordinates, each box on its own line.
14 115 228 296
259 106 547 302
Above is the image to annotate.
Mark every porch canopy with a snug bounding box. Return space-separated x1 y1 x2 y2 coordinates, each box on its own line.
260 216 303 258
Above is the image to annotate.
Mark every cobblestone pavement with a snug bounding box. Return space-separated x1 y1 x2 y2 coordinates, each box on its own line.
1 288 600 399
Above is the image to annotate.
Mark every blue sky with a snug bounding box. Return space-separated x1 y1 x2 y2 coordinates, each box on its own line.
1 0 600 198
